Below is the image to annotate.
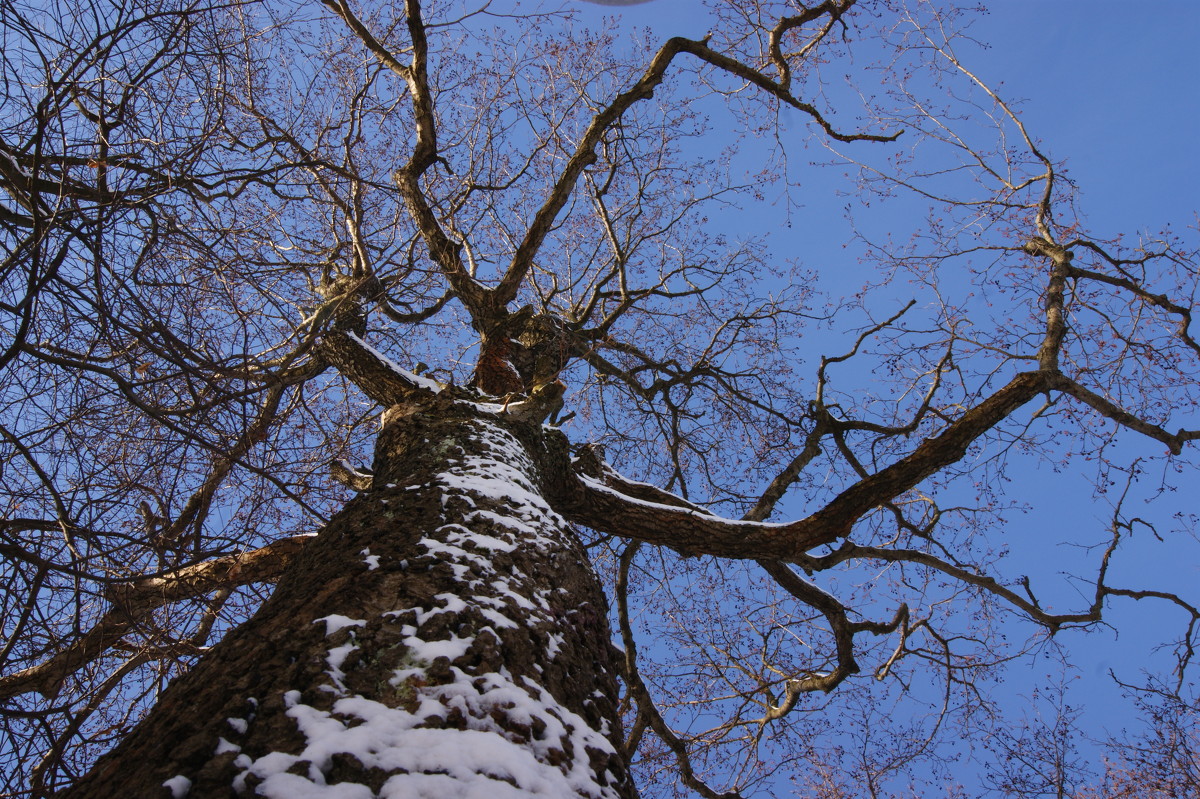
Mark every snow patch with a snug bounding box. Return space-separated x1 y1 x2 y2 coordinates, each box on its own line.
342 332 443 392
231 415 621 798
237 690 620 799
478 607 519 630
324 642 358 695
315 615 365 637
441 523 520 552
214 737 241 755
411 593 468 625
403 632 474 662
162 775 191 798
419 539 492 573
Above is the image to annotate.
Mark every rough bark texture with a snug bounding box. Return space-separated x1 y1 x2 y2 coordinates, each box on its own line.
60 397 634 798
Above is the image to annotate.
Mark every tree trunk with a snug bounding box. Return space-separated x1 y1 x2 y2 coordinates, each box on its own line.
61 396 635 798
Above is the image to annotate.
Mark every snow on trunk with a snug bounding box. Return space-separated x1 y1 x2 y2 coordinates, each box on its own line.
62 398 635 798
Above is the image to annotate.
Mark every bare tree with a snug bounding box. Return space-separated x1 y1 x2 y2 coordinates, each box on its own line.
1088 680 1200 798
1 0 1197 796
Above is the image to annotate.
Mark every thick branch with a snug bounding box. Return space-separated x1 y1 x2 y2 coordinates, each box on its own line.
806 370 1046 529
320 330 440 407
757 560 907 720
498 39 690 306
768 1 853 92
1046 373 1200 455
564 474 813 559
326 0 490 317
673 38 901 143
1024 236 1071 370
0 536 309 701
318 0 413 82
743 416 828 524
564 371 1048 559
497 27 899 307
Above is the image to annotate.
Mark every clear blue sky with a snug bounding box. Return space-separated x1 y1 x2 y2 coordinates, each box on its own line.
562 0 1200 793
571 0 1200 236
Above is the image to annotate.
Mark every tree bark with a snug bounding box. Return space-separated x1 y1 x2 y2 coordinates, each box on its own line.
60 396 635 798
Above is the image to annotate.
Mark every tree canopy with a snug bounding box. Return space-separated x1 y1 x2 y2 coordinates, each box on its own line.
1 0 1198 795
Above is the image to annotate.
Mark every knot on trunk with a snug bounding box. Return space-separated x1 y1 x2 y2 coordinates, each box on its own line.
1022 236 1073 265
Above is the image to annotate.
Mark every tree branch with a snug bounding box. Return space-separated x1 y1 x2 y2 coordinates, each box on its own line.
0 536 309 701
496 25 900 308
320 330 441 407
565 371 1050 559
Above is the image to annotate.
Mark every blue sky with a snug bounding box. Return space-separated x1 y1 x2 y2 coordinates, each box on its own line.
2 1 1194 794
569 0 1200 236
969 2 1200 234
560 0 1200 792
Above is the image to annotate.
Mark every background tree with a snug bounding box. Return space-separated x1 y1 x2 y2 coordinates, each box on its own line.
1 0 1197 796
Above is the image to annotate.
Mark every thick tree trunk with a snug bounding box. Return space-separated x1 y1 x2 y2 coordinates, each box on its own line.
62 397 635 798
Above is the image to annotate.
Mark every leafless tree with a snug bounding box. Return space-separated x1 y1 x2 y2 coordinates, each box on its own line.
1 0 1197 796
1075 680 1198 798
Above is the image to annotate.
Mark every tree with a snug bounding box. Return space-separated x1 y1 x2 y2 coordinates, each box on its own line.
1089 680 1200 798
1 0 1197 795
